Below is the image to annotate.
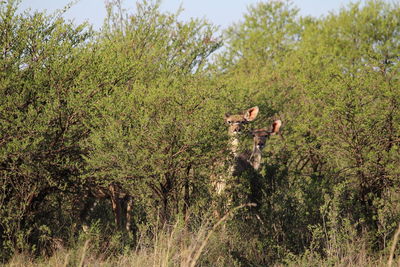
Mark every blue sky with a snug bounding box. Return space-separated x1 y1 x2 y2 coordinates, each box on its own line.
18 0 371 30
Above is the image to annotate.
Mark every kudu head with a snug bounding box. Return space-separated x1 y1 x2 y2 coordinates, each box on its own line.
224 106 259 136
250 119 282 152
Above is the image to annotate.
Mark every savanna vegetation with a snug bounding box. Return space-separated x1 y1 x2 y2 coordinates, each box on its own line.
1 0 399 266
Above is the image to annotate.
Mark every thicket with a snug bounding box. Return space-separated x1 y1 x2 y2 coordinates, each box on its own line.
1 0 399 265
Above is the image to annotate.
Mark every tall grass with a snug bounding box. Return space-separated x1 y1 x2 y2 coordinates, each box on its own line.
5 208 400 266
388 223 400 267
5 205 253 267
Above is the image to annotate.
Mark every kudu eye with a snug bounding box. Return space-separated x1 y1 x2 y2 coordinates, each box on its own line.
227 120 232 124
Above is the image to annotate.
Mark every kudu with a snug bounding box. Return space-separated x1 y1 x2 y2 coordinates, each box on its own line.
232 120 282 209
234 119 282 176
213 106 259 194
224 106 260 157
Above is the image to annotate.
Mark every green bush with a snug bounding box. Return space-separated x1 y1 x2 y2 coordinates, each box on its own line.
0 0 399 265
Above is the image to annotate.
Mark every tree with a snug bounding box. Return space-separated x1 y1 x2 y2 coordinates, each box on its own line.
0 0 94 258
80 0 223 231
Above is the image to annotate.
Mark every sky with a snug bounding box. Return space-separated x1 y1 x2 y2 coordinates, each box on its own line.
18 0 371 30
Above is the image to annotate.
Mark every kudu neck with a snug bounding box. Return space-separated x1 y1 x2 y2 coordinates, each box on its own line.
250 144 263 170
229 135 240 157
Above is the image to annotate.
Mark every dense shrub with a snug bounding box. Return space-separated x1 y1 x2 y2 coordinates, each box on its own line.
0 0 399 265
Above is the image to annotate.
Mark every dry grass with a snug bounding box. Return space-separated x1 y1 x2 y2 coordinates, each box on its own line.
5 204 252 267
388 222 400 267
5 212 400 267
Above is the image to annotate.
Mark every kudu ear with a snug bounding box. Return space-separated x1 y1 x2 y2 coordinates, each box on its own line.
270 120 282 135
244 106 259 122
224 113 230 120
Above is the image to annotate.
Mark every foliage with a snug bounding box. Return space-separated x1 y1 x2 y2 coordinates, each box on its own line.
0 0 93 258
217 0 400 264
0 0 399 265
